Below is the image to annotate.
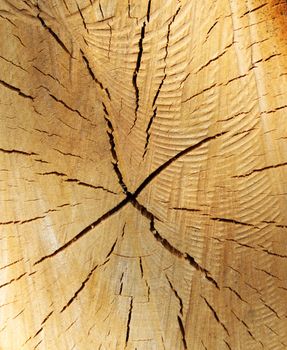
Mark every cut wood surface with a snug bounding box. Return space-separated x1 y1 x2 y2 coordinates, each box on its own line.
0 0 287 349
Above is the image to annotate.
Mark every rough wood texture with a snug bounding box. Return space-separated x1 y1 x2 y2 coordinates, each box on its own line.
1 0 287 349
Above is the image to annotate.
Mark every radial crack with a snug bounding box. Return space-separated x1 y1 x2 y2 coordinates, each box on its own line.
143 6 181 157
166 275 183 315
201 296 229 336
36 12 71 56
33 197 129 265
81 50 111 99
103 103 130 195
177 316 188 349
61 263 98 312
0 79 34 100
125 298 133 346
135 131 226 198
130 21 146 132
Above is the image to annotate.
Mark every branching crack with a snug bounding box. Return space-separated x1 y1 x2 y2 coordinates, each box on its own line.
34 119 226 267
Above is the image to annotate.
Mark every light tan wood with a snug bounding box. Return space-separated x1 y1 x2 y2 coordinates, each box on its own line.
1 0 287 349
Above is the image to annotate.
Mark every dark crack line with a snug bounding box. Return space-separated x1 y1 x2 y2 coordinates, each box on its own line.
99 0 104 19
147 0 152 22
125 298 133 347
37 171 116 194
76 2 89 33
0 272 27 289
143 107 157 158
171 207 200 212
34 197 129 265
33 65 65 88
152 6 181 108
49 93 90 122
105 238 118 259
139 257 150 301
177 316 188 349
0 79 34 100
241 3 267 17
103 103 129 194
65 178 117 195
233 162 287 178
130 21 146 132
81 50 111 100
135 131 227 198
211 217 256 227
201 296 229 336
143 6 181 156
0 148 37 156
185 254 219 290
119 272 124 295
36 12 71 56
133 199 219 289
260 298 281 319
223 286 248 304
61 263 98 312
166 275 183 315
0 258 23 271
0 54 27 72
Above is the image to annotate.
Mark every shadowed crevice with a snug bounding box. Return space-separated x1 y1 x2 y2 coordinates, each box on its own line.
0 79 34 100
36 11 71 56
81 50 111 100
177 315 188 349
125 298 133 346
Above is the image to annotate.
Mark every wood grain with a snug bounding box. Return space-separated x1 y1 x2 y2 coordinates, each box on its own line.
0 0 287 349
